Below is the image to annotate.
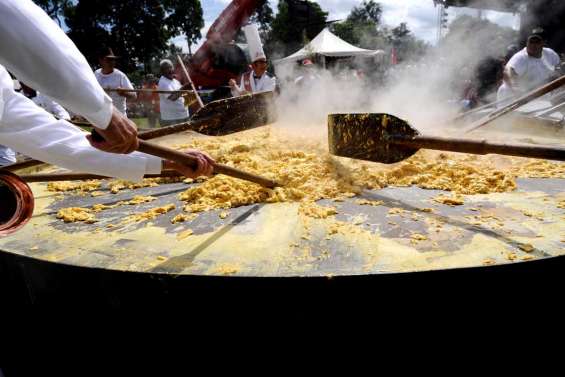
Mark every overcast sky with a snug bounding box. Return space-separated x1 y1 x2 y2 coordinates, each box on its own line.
172 0 519 52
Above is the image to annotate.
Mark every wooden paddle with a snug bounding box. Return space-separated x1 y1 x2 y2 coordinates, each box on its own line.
88 130 280 188
328 113 565 164
452 96 515 123
2 91 276 173
105 88 194 95
20 170 183 183
0 116 218 173
136 140 280 188
177 55 204 109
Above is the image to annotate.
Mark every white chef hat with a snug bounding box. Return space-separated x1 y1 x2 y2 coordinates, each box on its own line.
243 24 266 63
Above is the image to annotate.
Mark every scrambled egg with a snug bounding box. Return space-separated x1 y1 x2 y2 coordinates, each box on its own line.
48 180 101 193
126 204 176 222
56 207 96 223
174 128 518 213
433 194 464 206
51 127 564 224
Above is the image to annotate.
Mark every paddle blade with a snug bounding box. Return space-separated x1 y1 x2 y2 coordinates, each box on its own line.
328 113 420 164
190 91 277 136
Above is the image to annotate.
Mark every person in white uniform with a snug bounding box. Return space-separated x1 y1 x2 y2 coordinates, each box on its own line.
20 82 71 120
229 24 276 97
497 30 561 105
0 0 214 181
158 59 190 127
229 57 276 97
94 48 137 117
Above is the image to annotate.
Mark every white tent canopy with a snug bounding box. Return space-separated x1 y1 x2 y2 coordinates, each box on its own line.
276 28 383 64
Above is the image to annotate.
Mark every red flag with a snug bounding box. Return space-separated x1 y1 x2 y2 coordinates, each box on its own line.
391 47 398 65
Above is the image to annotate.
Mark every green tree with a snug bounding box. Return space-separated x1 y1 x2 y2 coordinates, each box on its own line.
33 0 70 25
250 0 274 35
64 0 204 73
332 0 383 49
388 23 429 62
391 22 410 39
332 2 428 61
348 0 382 25
163 0 204 54
271 0 328 56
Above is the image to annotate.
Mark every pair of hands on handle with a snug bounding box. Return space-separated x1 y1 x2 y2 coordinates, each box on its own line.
86 107 215 179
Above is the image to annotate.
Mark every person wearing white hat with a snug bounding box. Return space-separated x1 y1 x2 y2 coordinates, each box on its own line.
158 59 190 126
229 25 276 97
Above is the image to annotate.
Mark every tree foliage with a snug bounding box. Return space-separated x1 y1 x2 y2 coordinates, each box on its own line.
332 1 429 63
332 0 384 48
250 0 275 34
388 22 429 62
34 0 70 25
162 0 204 49
61 0 203 73
348 0 382 25
270 0 328 56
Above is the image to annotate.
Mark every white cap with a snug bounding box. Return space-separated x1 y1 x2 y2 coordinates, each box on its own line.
160 59 173 68
243 24 266 63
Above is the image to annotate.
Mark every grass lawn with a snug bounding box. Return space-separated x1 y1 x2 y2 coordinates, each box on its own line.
132 117 150 129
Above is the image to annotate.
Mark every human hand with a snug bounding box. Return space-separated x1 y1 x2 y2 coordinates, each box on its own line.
163 150 215 179
87 107 139 154
169 92 181 101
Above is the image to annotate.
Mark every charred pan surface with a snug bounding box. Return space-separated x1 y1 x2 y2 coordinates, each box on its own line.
328 113 419 164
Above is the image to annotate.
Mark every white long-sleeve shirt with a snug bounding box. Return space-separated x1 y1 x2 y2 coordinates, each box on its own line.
30 92 71 120
0 67 161 181
0 0 162 181
0 0 113 129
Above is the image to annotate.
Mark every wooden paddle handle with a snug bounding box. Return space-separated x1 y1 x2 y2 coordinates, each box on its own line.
137 140 279 188
105 88 194 95
464 74 565 133
0 117 217 173
393 135 565 162
20 170 182 183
